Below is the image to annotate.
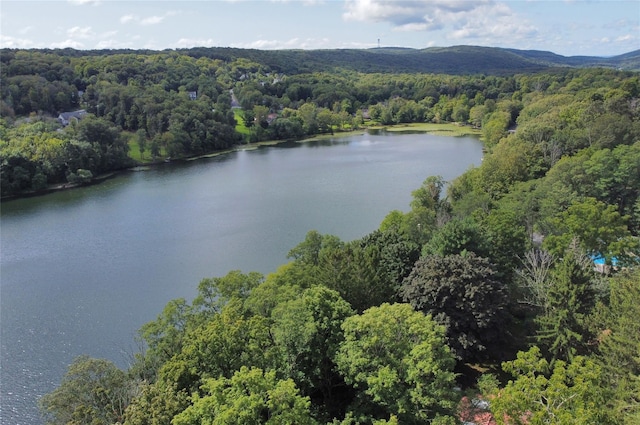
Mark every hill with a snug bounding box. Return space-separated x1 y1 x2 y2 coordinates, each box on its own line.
12 45 637 76
176 45 639 75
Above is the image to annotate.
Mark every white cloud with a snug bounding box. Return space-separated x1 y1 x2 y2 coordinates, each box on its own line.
95 39 133 49
232 37 343 50
343 0 484 26
120 14 136 24
67 26 93 39
0 35 36 49
448 3 537 41
50 39 85 49
615 34 634 42
140 15 165 26
343 0 538 45
122 11 178 26
171 38 218 48
18 26 33 35
68 0 101 5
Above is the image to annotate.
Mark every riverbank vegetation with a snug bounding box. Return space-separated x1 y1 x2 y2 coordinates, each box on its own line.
1 47 638 423
2 47 637 198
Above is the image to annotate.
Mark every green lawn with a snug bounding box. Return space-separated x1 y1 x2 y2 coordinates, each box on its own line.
126 132 167 163
233 109 251 136
368 122 482 137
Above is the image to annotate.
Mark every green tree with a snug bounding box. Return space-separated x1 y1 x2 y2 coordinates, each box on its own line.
191 270 263 319
134 298 192 381
159 299 277 394
135 129 146 160
596 269 640 423
400 252 510 362
535 246 596 362
543 197 638 265
487 346 615 425
172 367 317 425
422 217 490 258
123 380 189 425
39 355 134 425
271 286 354 417
335 303 457 424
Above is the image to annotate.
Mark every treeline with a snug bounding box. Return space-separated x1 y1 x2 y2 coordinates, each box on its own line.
2 49 639 197
37 58 640 423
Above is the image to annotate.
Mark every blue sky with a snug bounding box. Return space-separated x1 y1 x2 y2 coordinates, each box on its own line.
1 1 638 56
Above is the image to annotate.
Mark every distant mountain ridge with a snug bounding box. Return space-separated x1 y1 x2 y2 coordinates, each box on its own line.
4 45 639 75
177 45 640 75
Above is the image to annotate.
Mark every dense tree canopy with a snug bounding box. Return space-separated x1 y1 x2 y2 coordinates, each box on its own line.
335 303 458 424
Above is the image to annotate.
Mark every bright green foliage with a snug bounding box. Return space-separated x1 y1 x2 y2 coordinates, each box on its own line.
135 298 192 381
124 380 189 425
271 286 354 414
287 230 344 268
423 217 490 258
192 270 264 318
481 204 529 279
161 300 277 393
482 111 511 147
335 303 457 424
543 197 637 264
39 355 134 425
535 247 596 362
400 252 509 362
410 175 445 212
244 264 304 318
488 346 615 425
479 137 537 199
172 366 317 425
597 269 640 422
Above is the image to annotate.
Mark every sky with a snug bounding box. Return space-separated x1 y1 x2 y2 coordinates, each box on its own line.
1 0 638 57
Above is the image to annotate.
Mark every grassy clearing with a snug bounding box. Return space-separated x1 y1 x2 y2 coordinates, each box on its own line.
233 109 251 136
371 122 481 137
126 132 167 163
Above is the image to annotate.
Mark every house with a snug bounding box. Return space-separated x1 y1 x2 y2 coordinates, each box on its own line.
459 397 497 425
188 91 197 100
266 113 278 125
58 109 87 126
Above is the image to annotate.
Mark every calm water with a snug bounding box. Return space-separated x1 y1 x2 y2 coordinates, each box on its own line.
0 132 483 424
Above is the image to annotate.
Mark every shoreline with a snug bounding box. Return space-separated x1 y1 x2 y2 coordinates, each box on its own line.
1 123 481 202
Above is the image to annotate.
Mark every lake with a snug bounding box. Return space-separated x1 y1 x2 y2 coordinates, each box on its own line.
0 131 483 424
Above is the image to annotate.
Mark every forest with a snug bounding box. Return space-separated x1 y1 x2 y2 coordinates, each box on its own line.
0 47 639 424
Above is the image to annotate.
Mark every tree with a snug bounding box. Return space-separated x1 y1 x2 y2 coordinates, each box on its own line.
39 355 134 425
515 248 555 310
535 245 597 362
134 298 192 381
335 303 457 424
172 367 317 425
123 379 190 425
486 346 615 425
135 129 146 160
160 300 277 394
191 270 264 318
422 217 490 258
271 286 354 417
595 269 640 422
543 197 638 266
400 252 510 362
